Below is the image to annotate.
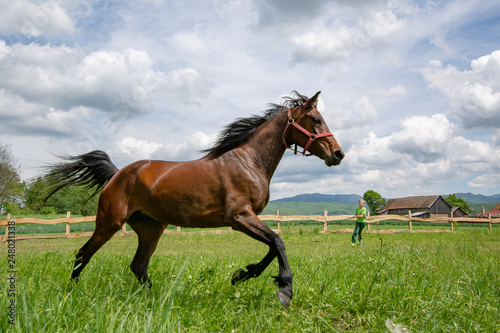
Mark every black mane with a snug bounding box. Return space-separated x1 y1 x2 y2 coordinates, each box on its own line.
203 91 309 159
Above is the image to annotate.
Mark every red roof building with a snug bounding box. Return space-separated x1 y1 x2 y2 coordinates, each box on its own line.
475 203 500 218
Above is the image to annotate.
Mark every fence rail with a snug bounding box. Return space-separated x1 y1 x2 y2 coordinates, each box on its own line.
2 210 499 244
261 209 500 233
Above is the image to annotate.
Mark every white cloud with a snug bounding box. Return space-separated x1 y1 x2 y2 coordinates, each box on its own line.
420 50 500 129
169 32 206 54
109 131 215 166
291 27 358 63
0 0 75 37
151 131 215 161
370 84 406 96
0 42 213 129
389 114 455 162
163 68 214 104
111 137 163 161
291 7 407 64
0 89 89 137
493 130 500 146
349 132 401 168
335 95 379 130
337 113 500 196
468 174 500 189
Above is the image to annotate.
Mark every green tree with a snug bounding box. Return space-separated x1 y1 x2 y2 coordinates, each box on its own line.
363 190 386 214
24 176 99 216
445 194 471 214
23 177 47 213
0 142 22 213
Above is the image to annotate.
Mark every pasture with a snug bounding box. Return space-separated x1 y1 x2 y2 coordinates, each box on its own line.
2 228 499 332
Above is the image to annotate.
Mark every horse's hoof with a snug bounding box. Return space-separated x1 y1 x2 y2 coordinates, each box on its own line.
277 290 291 309
231 268 247 285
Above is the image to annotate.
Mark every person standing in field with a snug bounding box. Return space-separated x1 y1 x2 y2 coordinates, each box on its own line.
351 199 367 246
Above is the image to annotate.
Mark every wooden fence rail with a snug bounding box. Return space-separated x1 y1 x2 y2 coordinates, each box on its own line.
2 210 499 244
261 209 500 233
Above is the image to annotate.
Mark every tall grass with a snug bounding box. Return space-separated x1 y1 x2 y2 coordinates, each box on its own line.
1 230 499 332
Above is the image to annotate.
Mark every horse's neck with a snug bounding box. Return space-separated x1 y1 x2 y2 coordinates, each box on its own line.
240 112 288 180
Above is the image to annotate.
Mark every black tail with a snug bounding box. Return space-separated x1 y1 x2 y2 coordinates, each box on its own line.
45 150 119 199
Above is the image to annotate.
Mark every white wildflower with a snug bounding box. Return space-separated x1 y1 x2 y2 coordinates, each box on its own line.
385 319 410 333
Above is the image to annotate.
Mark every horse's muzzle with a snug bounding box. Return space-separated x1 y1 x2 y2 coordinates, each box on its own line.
325 149 344 166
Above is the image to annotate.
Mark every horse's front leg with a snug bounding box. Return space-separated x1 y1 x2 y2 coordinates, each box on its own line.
230 208 293 309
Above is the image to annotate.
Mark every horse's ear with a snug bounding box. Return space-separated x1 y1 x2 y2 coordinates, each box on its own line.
303 91 321 110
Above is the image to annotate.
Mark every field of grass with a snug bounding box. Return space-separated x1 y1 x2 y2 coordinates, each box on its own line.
2 227 499 332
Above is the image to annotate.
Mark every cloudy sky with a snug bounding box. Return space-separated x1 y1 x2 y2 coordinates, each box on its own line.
1 0 499 200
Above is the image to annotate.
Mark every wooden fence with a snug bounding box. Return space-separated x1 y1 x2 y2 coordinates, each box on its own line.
260 209 499 233
2 210 499 244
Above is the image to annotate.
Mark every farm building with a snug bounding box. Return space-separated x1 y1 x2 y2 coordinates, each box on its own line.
451 206 468 217
377 195 453 218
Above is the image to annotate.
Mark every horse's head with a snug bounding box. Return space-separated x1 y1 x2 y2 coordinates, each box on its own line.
285 91 344 166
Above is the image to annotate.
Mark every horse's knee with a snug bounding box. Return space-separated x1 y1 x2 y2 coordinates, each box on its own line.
271 234 286 252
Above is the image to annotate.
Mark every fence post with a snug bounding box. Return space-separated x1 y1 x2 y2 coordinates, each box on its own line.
323 210 328 232
367 211 371 231
408 210 412 231
177 226 181 233
65 212 71 238
489 213 492 231
450 210 454 232
5 213 11 243
122 223 127 236
276 210 280 231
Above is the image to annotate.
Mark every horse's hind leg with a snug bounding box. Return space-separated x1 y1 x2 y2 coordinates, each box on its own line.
127 214 165 287
231 249 276 284
71 212 125 282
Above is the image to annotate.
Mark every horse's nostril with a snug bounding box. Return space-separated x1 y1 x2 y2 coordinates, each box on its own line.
334 149 344 160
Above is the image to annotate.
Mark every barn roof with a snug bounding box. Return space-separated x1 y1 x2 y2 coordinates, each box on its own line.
378 195 443 212
451 206 467 216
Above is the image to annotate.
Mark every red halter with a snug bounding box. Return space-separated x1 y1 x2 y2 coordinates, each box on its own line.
282 108 333 156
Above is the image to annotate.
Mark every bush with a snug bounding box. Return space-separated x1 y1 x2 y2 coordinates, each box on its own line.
40 206 57 215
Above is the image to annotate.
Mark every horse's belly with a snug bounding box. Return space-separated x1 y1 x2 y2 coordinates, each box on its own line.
169 213 227 228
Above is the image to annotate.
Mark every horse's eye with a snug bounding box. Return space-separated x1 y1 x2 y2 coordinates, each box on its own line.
312 117 321 124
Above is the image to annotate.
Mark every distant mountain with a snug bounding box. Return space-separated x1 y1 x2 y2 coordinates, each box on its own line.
263 202 358 216
271 193 362 204
264 192 499 216
449 193 500 205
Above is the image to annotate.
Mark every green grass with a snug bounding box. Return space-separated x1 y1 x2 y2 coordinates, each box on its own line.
1 229 499 332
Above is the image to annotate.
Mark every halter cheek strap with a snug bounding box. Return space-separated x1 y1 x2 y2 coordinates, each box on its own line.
282 108 333 156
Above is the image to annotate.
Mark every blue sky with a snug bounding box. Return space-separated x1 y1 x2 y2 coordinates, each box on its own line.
0 0 499 200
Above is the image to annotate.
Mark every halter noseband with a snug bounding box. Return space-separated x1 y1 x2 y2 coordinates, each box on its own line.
282 108 333 156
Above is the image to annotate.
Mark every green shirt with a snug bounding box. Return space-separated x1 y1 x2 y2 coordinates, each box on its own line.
356 207 367 223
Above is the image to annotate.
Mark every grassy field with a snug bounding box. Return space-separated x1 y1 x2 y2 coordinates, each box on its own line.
1 228 499 332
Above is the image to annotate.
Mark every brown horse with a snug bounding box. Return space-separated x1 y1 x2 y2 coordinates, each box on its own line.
46 91 344 309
